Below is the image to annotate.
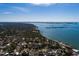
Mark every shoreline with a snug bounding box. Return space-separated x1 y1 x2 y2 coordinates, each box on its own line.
0 22 79 56
34 24 79 55
41 32 79 55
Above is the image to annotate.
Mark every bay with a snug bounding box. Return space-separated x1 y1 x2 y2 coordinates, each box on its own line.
33 22 79 50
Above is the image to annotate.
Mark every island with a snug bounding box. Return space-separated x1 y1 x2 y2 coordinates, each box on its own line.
0 22 78 56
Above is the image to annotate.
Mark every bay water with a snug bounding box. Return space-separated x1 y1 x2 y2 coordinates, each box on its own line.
33 22 79 50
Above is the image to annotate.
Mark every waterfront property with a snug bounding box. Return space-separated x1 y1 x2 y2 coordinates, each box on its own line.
0 22 78 56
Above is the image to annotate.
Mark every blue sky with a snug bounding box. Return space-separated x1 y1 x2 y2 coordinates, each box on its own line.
0 3 79 22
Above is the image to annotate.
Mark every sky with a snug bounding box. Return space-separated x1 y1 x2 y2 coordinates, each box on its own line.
0 3 79 22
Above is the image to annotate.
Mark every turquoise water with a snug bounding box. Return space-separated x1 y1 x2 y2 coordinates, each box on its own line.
33 22 79 50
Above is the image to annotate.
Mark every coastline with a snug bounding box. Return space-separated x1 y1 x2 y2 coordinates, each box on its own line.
34 24 79 56
0 22 79 56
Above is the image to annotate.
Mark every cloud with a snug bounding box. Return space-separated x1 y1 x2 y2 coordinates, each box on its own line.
31 3 56 6
2 11 13 14
13 6 29 12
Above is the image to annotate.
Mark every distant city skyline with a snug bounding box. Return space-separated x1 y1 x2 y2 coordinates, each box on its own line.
0 3 79 22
